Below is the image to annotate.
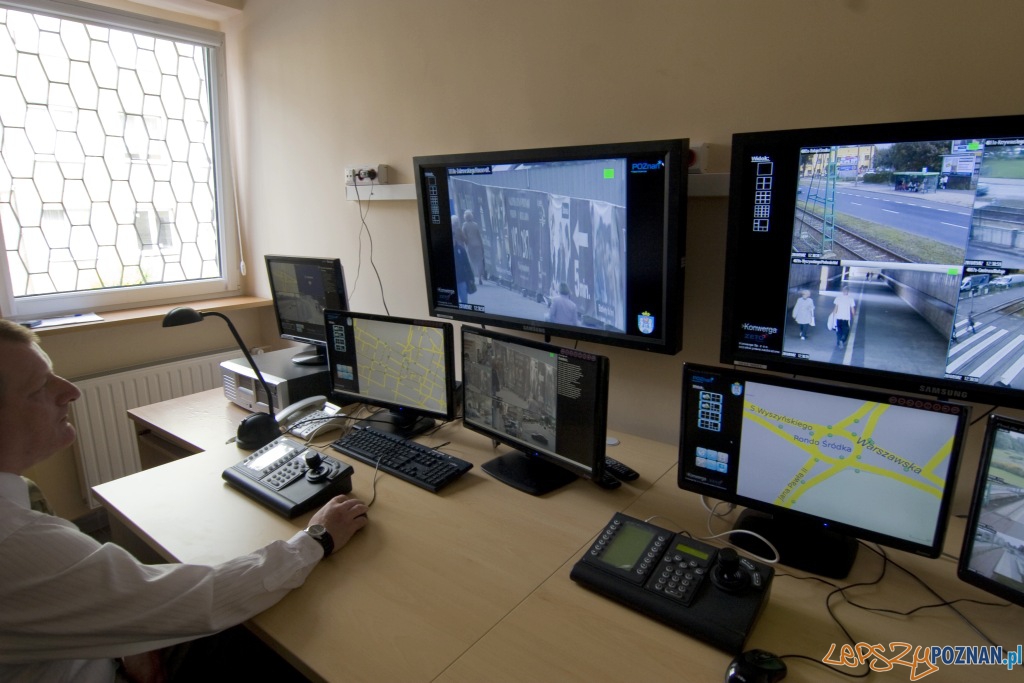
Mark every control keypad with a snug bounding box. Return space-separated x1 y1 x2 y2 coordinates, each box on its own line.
646 543 714 606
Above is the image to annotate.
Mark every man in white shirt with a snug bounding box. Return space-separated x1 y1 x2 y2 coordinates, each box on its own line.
832 285 857 348
0 318 369 682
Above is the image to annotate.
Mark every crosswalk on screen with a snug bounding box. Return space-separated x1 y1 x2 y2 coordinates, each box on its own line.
721 114 1024 409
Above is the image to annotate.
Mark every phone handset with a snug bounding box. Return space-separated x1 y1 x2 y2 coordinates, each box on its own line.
276 395 328 429
277 395 346 439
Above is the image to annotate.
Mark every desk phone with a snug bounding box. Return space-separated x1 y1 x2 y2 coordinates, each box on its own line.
223 436 354 517
570 512 773 653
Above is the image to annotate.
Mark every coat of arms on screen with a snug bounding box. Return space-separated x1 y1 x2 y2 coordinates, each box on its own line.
637 311 655 335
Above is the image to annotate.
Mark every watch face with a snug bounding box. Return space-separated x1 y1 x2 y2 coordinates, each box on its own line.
307 524 327 538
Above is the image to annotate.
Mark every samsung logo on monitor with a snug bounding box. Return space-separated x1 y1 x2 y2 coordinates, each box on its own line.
918 384 970 400
631 160 665 173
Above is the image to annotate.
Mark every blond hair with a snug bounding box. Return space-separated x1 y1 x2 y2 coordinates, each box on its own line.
0 319 39 402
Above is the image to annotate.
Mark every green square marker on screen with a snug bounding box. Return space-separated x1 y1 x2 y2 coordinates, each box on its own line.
604 168 615 179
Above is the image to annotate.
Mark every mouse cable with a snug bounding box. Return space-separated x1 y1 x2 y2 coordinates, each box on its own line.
364 456 383 509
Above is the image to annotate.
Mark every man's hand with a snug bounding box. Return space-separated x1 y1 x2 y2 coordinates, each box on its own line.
308 495 368 554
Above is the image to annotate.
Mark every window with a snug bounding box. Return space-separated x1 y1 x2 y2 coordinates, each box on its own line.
0 0 238 319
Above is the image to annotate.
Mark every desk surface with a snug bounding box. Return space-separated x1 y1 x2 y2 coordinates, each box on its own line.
101 393 1022 682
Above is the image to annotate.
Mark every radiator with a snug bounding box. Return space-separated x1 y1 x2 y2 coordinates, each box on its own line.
71 350 240 507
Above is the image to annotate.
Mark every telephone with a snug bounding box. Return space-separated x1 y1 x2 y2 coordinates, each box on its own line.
570 512 774 653
276 395 347 439
222 435 354 517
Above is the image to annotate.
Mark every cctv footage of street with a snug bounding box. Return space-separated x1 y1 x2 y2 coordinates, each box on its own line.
782 137 1024 389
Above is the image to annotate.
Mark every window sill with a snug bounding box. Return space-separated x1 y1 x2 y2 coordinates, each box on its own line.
32 296 272 337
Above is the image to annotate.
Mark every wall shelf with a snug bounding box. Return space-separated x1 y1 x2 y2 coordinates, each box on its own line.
345 184 417 201
344 173 729 202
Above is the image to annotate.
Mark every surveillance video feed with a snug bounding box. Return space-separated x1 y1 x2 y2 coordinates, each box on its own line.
445 158 627 333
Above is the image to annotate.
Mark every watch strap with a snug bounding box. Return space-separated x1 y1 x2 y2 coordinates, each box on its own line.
304 524 334 558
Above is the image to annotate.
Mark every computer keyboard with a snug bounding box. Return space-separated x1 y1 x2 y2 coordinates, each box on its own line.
330 425 473 493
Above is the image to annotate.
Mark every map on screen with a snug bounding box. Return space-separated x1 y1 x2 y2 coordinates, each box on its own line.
348 318 448 413
736 381 959 546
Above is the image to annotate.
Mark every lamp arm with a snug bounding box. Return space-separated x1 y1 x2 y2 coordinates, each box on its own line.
203 311 275 414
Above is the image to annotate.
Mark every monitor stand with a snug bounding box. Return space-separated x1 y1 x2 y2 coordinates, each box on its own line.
356 410 435 439
481 450 578 496
290 344 328 366
730 509 859 579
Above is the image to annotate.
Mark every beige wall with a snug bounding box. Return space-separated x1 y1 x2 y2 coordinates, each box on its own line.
25 0 1024 517
27 306 279 519
222 0 1024 513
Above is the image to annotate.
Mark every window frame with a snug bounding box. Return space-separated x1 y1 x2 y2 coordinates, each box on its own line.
0 0 239 319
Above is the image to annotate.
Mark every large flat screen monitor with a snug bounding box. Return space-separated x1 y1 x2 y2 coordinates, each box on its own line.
958 414 1024 607
678 363 968 578
415 139 687 355
265 255 349 366
323 309 456 437
720 114 1024 408
462 326 610 495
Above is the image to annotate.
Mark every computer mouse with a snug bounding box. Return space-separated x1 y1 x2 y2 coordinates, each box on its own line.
725 649 787 683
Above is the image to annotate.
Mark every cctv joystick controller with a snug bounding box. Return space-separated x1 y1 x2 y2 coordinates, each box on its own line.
304 450 328 483
712 547 751 594
570 513 775 652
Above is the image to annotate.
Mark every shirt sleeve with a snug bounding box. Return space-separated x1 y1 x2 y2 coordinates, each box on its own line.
0 513 323 663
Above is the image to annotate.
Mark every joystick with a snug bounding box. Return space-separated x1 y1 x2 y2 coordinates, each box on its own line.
711 547 751 594
305 450 328 482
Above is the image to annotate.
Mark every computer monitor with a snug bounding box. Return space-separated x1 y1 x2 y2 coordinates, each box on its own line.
719 114 1024 408
958 414 1024 607
461 326 610 495
415 139 687 355
323 309 456 437
265 255 349 366
678 363 969 578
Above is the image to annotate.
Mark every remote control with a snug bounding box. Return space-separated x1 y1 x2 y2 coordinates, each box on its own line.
605 456 639 482
596 472 622 490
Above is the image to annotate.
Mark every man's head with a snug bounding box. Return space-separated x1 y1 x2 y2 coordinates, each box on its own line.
0 319 81 474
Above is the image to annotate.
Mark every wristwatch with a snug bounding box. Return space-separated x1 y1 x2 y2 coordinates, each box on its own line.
304 524 334 558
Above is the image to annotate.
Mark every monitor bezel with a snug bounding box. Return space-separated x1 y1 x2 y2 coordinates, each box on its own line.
460 325 610 482
414 138 687 355
323 309 457 425
265 254 349 350
957 413 1024 607
719 114 1024 409
678 362 969 560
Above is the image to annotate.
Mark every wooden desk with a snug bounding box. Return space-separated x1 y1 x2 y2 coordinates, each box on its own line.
97 397 678 682
101 392 1023 682
128 387 245 458
441 465 1023 683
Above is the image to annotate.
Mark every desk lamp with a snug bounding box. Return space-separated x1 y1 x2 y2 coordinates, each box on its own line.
161 307 280 450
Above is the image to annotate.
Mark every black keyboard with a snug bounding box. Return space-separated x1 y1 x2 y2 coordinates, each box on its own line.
330 426 473 493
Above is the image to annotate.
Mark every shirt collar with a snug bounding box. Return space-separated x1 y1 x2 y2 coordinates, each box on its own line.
0 472 32 510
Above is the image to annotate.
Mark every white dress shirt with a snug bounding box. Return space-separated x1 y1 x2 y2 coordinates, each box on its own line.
0 472 323 683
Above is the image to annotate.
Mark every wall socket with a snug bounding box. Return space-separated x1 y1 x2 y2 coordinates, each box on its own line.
345 164 390 186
